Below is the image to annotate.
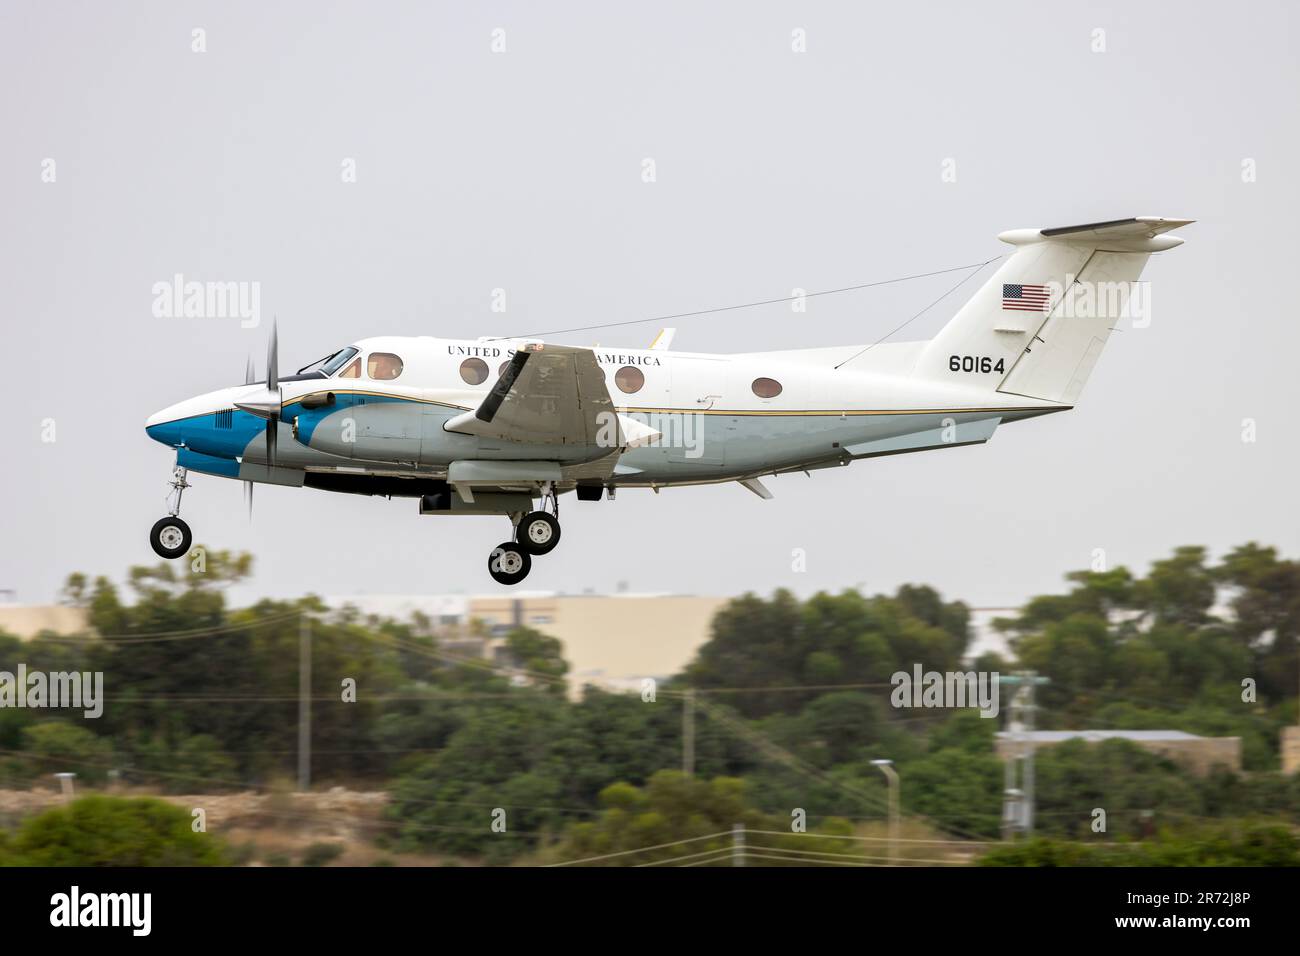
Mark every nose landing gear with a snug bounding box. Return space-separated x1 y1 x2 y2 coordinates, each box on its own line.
149 466 194 560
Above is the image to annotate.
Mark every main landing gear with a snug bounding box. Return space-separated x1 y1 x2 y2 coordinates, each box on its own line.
149 466 194 560
487 484 563 586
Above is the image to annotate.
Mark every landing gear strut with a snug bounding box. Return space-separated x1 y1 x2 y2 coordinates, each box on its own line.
150 466 193 560
487 483 562 585
518 482 562 556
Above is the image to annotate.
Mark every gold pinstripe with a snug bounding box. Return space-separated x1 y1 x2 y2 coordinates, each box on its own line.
283 389 1064 418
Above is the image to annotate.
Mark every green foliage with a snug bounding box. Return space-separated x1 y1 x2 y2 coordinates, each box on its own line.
19 722 114 786
540 771 853 865
684 586 970 717
301 842 344 866
129 734 240 793
978 823 1300 867
0 795 226 866
5 543 1300 866
503 627 569 690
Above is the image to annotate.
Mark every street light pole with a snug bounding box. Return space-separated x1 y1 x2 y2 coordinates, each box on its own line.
871 759 900 866
682 689 696 777
298 612 312 792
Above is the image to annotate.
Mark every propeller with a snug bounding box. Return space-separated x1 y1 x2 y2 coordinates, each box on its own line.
234 318 283 472
264 320 278 467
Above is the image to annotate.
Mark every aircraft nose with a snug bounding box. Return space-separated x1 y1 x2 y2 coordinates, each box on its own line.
145 404 186 446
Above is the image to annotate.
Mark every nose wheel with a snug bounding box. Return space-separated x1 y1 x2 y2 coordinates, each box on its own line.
150 465 194 560
150 516 193 559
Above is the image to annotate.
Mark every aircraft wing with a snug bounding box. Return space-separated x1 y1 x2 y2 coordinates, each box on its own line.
444 343 647 447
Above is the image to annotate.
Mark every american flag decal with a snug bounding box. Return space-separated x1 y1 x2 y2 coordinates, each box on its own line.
1002 283 1052 312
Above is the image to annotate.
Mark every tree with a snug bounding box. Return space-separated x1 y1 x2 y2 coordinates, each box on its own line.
19 722 115 786
503 627 569 690
0 795 227 866
684 587 969 718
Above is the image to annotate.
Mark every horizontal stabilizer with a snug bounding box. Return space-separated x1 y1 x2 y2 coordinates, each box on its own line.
843 417 1000 459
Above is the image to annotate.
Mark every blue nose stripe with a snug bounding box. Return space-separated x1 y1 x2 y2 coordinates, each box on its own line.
146 421 184 447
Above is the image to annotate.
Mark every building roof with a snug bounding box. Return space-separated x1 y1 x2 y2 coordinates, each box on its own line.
995 729 1204 742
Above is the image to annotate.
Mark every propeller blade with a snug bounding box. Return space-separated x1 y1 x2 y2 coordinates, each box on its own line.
266 319 278 393
266 418 277 468
244 480 254 519
244 355 255 386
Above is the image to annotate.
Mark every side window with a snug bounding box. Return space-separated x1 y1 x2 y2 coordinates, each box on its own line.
460 358 489 385
368 352 404 381
614 366 645 394
338 358 361 379
752 377 783 399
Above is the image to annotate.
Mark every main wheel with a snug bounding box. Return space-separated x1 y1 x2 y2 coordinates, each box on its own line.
149 516 192 559
518 511 561 555
488 542 532 586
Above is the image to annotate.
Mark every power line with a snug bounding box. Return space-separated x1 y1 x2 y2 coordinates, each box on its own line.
40 609 305 644
833 255 1002 369
493 259 1003 340
545 830 734 867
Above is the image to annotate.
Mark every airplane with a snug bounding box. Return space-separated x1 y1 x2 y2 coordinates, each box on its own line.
145 216 1191 585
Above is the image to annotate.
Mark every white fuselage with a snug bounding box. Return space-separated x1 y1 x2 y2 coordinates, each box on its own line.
146 334 1065 491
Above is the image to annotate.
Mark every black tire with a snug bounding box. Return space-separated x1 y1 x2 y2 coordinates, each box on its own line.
517 511 561 555
488 542 532 586
150 516 192 560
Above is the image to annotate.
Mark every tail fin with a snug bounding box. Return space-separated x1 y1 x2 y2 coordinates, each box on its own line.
914 217 1192 404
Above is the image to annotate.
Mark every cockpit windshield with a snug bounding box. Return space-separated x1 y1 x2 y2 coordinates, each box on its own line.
324 347 360 376
298 347 360 377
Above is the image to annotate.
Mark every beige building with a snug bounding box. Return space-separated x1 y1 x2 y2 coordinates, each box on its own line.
466 593 727 695
0 605 91 640
323 590 729 696
1282 727 1300 775
995 729 1241 777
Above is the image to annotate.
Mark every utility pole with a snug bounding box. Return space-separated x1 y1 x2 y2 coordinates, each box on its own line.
732 823 745 867
871 759 900 865
54 772 76 803
682 689 696 777
298 613 312 792
999 671 1049 838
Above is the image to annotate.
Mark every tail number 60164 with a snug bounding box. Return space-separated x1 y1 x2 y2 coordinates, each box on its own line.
949 355 1005 374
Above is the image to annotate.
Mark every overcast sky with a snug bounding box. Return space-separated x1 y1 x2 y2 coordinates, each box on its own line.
3 0 1297 611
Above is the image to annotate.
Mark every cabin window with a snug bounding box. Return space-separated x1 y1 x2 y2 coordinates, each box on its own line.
752 377 783 398
499 361 512 378
368 352 404 380
459 357 489 385
615 366 645 394
338 358 361 379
